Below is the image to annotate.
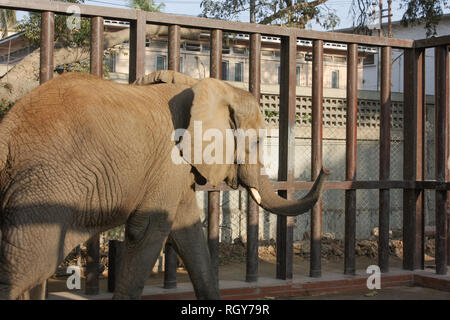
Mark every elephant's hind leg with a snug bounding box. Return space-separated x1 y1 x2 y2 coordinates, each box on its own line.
113 208 175 300
0 204 77 300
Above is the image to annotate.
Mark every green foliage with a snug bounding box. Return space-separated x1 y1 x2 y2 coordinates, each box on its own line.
200 0 339 30
264 110 279 118
16 0 91 48
352 0 449 37
129 0 165 12
400 0 449 37
0 99 14 120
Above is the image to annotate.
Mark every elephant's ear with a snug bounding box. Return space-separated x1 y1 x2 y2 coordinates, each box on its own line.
183 78 238 186
135 70 199 86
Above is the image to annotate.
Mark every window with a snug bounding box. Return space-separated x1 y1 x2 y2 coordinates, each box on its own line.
222 60 229 80
277 65 281 85
156 55 166 71
106 52 116 73
233 47 247 55
185 42 201 52
234 62 244 82
364 54 375 65
296 66 301 87
180 56 184 74
202 44 210 52
331 70 339 89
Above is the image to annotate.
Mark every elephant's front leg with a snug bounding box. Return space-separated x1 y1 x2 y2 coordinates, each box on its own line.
169 192 220 300
113 208 174 300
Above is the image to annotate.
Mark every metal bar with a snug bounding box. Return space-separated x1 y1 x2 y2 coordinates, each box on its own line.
168 25 181 72
90 16 104 77
276 35 296 280
403 48 425 270
85 17 104 296
344 43 358 275
39 11 54 84
210 29 222 79
310 39 324 278
208 191 220 287
435 45 449 275
163 24 181 290
0 0 416 48
246 33 261 283
128 10 146 83
163 242 178 289
85 236 99 295
379 46 391 273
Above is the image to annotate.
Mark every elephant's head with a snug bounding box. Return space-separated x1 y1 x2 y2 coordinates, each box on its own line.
138 71 330 216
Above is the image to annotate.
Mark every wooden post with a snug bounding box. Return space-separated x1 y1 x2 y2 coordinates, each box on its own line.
310 39 324 278
129 11 146 83
379 46 391 273
435 45 449 274
403 48 425 271
344 43 358 275
40 12 54 84
247 33 261 282
85 16 104 295
276 35 296 280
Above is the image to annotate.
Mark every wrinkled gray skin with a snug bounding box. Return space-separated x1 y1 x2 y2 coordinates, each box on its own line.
0 71 329 300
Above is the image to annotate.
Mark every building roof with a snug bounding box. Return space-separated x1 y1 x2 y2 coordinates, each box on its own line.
104 19 377 53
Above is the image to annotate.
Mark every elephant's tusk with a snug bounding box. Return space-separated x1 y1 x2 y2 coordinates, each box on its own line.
249 188 262 205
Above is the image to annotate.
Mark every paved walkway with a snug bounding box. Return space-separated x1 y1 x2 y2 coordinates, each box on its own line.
284 286 450 300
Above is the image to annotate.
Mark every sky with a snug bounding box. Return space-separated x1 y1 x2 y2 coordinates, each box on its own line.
15 0 448 31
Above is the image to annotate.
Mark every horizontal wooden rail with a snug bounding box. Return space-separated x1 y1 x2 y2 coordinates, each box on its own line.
414 35 450 48
195 180 450 192
0 0 415 49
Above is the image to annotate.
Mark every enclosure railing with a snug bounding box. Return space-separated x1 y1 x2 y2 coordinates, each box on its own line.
0 0 448 295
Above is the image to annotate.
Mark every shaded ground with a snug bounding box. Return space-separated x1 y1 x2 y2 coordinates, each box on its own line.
281 286 450 300
48 238 438 296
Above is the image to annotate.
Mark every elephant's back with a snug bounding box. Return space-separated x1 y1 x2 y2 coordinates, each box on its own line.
2 73 176 218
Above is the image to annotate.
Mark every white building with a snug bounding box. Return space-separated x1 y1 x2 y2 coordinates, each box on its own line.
340 14 450 94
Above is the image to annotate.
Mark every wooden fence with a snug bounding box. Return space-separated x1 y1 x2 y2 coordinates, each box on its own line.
0 0 448 295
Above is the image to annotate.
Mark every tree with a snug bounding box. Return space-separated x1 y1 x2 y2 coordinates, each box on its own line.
0 0 201 103
200 0 340 30
0 9 16 39
352 0 449 36
129 0 165 12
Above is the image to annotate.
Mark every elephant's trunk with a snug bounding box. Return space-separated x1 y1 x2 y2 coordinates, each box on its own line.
249 168 330 216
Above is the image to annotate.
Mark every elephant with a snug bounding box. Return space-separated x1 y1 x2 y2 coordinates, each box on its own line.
0 70 329 300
